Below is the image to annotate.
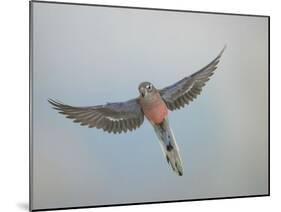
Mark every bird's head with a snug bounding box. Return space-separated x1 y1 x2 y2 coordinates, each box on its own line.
138 82 157 98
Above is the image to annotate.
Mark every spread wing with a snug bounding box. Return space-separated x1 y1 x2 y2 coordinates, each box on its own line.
159 46 226 111
48 98 144 134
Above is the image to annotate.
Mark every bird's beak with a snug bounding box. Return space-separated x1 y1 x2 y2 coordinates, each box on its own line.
140 87 146 97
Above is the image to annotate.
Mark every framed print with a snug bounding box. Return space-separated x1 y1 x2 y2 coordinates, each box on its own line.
29 1 270 211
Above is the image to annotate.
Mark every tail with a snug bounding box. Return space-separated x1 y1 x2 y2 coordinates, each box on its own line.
151 117 183 176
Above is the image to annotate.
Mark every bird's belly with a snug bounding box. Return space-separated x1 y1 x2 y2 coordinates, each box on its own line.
144 102 168 124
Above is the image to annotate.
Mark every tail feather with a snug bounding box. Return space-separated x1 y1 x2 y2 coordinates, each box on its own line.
151 117 183 176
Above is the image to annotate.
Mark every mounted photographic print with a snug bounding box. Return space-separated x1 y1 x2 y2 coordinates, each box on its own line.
29 1 269 211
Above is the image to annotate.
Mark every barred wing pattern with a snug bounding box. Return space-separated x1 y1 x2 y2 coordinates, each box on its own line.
48 98 144 134
160 46 226 111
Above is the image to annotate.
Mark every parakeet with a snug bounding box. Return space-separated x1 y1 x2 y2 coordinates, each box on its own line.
49 46 226 176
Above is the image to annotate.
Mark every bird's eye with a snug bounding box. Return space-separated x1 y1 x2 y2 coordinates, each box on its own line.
146 84 152 91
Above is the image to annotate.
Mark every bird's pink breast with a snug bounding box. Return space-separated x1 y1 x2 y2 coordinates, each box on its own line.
143 100 168 124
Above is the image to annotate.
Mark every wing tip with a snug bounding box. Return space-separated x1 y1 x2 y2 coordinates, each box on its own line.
47 98 65 110
48 98 58 105
218 44 227 58
214 44 227 69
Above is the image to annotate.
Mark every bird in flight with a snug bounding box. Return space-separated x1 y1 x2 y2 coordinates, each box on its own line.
49 46 226 176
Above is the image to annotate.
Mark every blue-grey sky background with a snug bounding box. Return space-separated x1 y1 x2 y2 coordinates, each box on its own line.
31 2 268 210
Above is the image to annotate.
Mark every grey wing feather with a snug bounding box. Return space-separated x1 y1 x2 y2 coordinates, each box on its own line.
160 46 226 111
48 98 144 134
